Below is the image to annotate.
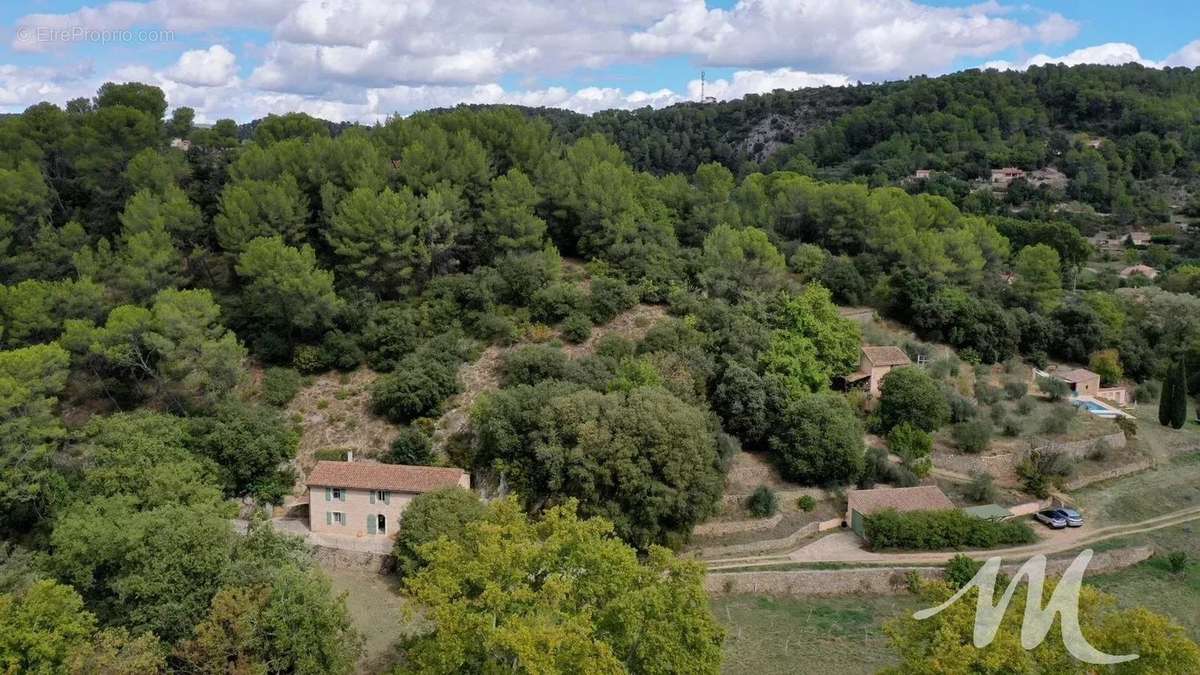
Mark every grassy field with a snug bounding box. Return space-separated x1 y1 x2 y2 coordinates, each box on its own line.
1082 520 1200 640
714 595 917 674
321 562 426 673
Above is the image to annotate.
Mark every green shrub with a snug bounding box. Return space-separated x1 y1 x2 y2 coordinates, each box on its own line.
594 335 635 360
1040 403 1077 435
588 277 638 324
747 486 778 518
952 419 992 454
262 367 302 406
370 355 460 423
989 404 1007 425
888 422 932 478
1166 551 1190 574
878 367 950 433
1015 396 1034 416
1135 381 1160 404
964 471 996 503
1003 380 1028 400
385 427 435 466
865 508 1035 551
944 554 984 588
974 381 1001 405
1001 417 1021 437
319 330 364 371
797 495 816 512
500 344 569 386
473 312 519 345
531 282 586 323
561 313 592 344
1017 448 1074 498
313 448 348 462
946 392 978 423
1037 375 1070 402
292 344 327 374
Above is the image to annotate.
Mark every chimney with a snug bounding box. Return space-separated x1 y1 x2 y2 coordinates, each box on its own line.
346 450 353 462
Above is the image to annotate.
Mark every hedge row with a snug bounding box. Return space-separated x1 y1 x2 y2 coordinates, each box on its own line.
865 508 1035 551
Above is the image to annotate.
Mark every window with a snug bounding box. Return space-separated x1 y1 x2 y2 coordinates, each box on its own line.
375 490 388 503
327 511 346 526
376 514 386 534
324 487 346 502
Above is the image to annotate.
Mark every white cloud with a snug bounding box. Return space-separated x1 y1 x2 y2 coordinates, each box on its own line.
982 41 1194 71
685 68 850 100
166 45 238 87
1163 40 1200 68
630 0 1079 79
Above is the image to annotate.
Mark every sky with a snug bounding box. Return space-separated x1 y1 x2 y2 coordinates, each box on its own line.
1 0 1198 123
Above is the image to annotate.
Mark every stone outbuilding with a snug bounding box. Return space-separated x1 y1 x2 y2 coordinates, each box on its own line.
845 486 955 540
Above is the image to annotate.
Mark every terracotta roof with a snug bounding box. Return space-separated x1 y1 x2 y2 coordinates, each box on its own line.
1056 368 1099 384
1119 265 1157 278
861 346 911 367
307 460 467 493
847 486 954 516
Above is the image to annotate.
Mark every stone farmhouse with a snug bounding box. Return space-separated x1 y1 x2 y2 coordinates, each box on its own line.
307 461 470 539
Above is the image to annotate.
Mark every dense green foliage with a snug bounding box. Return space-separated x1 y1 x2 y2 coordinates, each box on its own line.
392 487 486 579
402 498 724 673
3 64 1200 670
865 508 1036 551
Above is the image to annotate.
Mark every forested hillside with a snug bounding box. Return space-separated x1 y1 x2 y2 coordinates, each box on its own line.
2 65 1200 671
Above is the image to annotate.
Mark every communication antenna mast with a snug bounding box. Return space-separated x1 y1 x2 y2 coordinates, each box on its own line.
700 70 705 102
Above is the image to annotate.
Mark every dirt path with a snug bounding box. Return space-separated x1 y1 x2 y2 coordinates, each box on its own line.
708 504 1200 570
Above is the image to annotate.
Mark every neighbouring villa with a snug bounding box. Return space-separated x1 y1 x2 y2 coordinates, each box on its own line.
841 346 912 398
845 485 955 540
307 460 470 539
990 167 1026 187
1119 264 1158 280
1035 367 1132 416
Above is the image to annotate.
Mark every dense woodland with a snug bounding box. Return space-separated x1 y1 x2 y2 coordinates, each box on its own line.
3 64 1200 672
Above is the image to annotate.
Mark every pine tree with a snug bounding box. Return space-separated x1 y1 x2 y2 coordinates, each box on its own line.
1161 357 1189 429
1159 362 1176 426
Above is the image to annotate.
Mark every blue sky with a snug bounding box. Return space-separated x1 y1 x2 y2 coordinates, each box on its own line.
0 0 1197 122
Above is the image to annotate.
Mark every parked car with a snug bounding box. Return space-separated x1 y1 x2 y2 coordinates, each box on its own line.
1035 509 1068 529
1055 508 1083 527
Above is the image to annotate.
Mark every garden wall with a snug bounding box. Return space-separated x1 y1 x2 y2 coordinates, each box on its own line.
694 513 783 537
705 546 1154 597
695 519 842 560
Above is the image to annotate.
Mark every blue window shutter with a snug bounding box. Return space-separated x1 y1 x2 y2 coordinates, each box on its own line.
325 487 331 501
367 514 377 534
325 511 332 526
369 491 375 505
383 491 390 505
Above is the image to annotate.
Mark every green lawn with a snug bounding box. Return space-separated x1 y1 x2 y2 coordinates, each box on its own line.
321 563 426 674
714 595 918 674
1082 521 1200 641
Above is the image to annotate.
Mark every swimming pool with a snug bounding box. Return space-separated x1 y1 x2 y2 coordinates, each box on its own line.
1072 398 1122 418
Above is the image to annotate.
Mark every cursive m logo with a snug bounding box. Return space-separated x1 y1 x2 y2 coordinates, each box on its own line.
914 549 1137 665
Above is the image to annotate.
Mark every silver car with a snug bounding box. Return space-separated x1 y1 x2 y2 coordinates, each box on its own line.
1054 508 1083 527
1035 509 1068 529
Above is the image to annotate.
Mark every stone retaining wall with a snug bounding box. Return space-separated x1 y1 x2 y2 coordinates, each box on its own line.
694 513 783 537
312 545 394 574
935 432 1127 479
695 522 822 559
706 546 1154 597
1064 458 1153 491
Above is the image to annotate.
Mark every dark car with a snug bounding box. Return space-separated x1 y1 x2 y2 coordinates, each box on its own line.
1034 509 1068 529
